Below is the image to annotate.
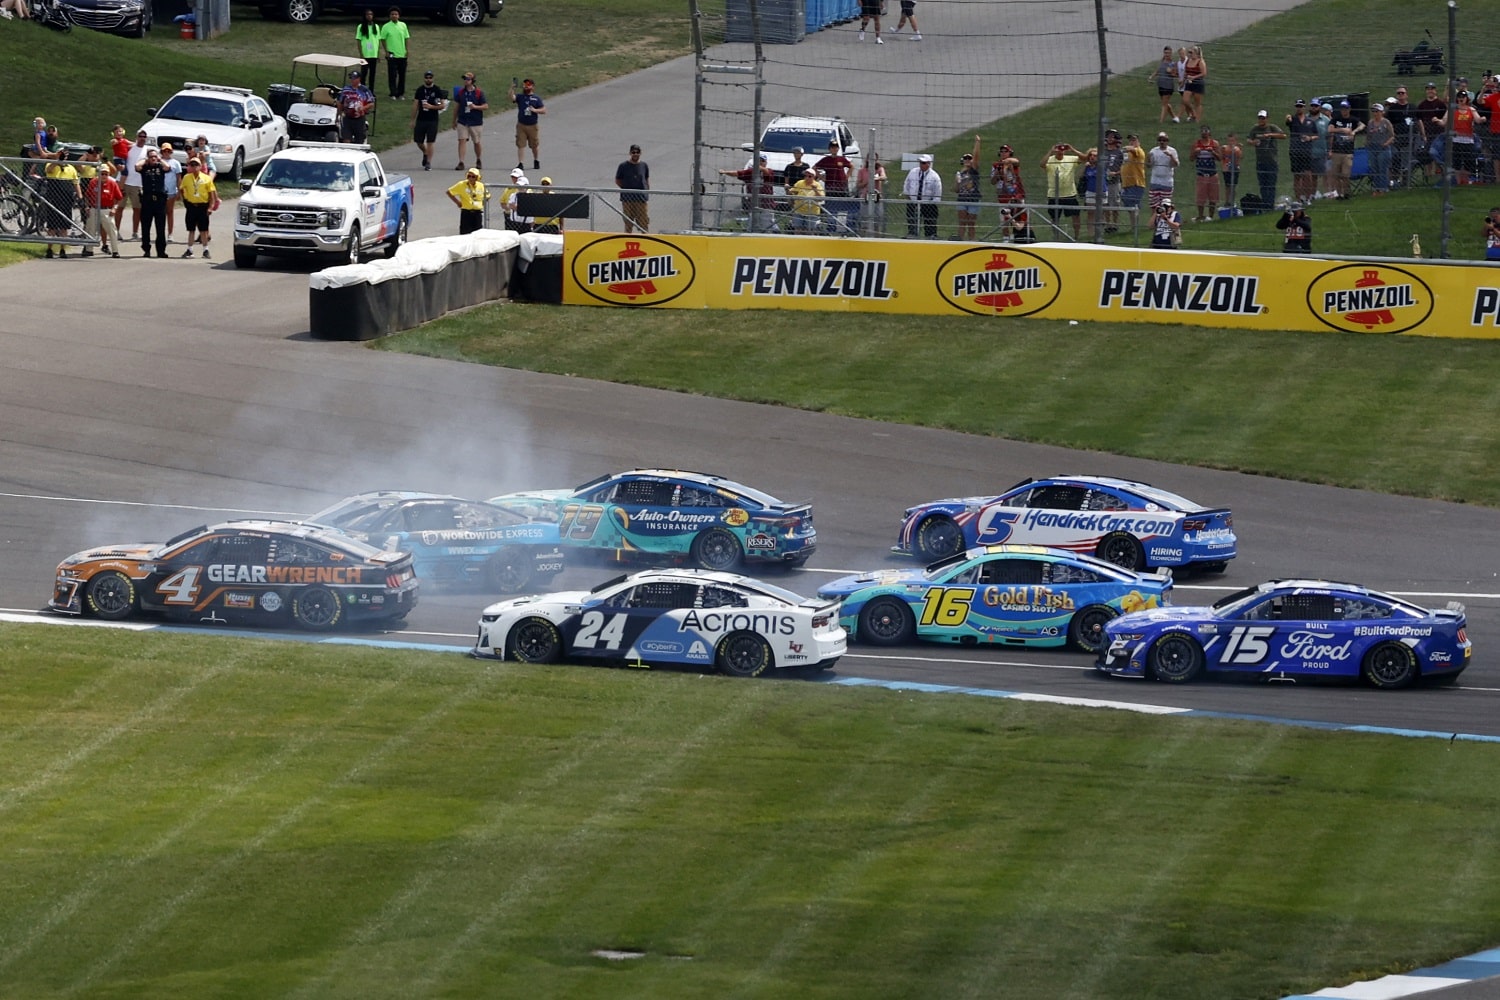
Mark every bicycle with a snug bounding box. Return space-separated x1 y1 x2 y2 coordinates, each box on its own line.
30 0 72 32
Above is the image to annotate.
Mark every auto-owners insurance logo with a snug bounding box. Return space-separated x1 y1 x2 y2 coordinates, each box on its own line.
1306 263 1433 334
572 235 696 307
935 247 1061 317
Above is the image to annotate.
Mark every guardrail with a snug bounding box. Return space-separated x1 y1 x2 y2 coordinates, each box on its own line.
0 155 101 247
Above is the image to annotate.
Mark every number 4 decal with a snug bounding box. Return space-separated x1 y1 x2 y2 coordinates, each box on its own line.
1221 625 1275 664
575 611 626 650
157 567 202 605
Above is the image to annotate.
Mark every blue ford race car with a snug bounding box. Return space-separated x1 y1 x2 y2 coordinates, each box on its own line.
488 470 816 572
307 492 564 593
817 544 1172 653
1096 579 1471 688
894 475 1236 571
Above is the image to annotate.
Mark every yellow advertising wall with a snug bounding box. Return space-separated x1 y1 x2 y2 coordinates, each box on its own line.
562 231 1500 339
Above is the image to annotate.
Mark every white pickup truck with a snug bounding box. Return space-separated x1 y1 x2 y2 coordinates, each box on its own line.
232 142 413 268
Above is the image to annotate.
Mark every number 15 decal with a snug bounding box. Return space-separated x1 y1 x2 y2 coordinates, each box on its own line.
1221 625 1275 664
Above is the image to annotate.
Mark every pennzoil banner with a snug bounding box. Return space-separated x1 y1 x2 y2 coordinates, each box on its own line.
562 232 1500 339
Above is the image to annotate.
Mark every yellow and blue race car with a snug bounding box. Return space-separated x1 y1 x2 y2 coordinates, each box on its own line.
488 469 816 572
818 544 1172 653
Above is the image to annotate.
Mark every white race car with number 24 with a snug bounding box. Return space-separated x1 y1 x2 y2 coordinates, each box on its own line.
473 568 846 677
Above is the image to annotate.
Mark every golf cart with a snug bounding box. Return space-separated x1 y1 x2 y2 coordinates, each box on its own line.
273 53 374 143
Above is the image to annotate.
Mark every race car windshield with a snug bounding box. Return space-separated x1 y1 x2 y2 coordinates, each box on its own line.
256 160 357 191
156 96 245 127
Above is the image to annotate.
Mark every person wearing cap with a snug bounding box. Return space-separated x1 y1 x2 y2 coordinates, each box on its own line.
1150 197 1181 249
136 146 169 258
902 153 941 239
188 135 214 178
1415 82 1447 180
1040 142 1082 239
355 8 382 87
1326 100 1364 199
990 143 1026 239
380 7 410 101
179 157 219 258
720 155 777 232
1309 102 1332 199
855 153 887 234
615 143 650 234
451 72 487 171
120 129 155 241
1286 99 1317 202
783 146 811 192
953 136 983 241
1119 134 1145 232
815 138 856 233
1365 103 1394 196
509 77 545 172
1189 125 1219 222
1275 202 1311 253
83 158 123 258
502 167 532 233
339 70 375 144
1433 90 1486 186
532 177 565 235
448 168 488 234
1387 87 1414 186
158 142 182 242
1102 129 1124 232
41 152 80 260
1144 132 1177 216
1476 76 1500 184
411 70 446 171
788 166 825 234
1247 109 1286 212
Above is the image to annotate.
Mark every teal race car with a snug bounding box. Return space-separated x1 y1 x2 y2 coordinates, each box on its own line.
488 469 816 572
817 544 1172 653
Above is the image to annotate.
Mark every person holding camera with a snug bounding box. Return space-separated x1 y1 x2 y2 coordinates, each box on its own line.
1041 141 1082 239
1149 197 1181 249
1483 207 1500 260
1276 203 1311 253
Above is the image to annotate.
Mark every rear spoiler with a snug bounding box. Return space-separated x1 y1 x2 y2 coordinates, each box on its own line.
760 503 812 517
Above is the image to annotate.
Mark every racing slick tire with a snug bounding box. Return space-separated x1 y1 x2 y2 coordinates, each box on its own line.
1067 604 1118 654
1096 532 1145 571
716 631 772 678
290 585 343 631
233 247 257 269
690 528 741 572
1148 633 1204 683
485 547 533 594
858 597 915 646
1362 641 1418 689
382 208 409 259
913 515 964 562
508 617 562 663
85 571 137 621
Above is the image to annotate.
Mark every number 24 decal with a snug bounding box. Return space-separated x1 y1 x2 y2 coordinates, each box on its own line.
574 611 626 650
1221 625 1275 664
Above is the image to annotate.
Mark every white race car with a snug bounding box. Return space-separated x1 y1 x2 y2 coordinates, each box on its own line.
473 568 846 677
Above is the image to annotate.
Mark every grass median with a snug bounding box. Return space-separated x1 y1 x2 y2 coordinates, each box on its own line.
5 622 1500 999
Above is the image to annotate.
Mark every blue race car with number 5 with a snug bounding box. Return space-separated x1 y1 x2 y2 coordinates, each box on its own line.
817 544 1172 654
1095 579 1471 688
894 475 1236 571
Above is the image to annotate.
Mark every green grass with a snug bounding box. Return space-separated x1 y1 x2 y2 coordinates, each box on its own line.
378 305 1500 507
5 623 1500 999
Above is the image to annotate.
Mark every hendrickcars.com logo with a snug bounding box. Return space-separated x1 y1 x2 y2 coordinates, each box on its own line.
572 235 696 307
1306 264 1433 334
935 247 1061 317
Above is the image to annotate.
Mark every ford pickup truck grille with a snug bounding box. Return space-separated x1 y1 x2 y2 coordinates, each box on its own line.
251 206 323 230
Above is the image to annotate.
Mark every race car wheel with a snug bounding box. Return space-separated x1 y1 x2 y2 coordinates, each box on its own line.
1149 633 1204 683
291 585 343 631
1067 604 1117 654
509 617 562 663
914 516 964 562
85 571 136 620
716 631 772 678
690 528 741 572
1096 532 1145 571
1363 641 1418 689
485 547 533 594
858 597 915 646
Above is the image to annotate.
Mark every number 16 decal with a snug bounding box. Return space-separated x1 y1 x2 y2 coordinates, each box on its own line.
1221 625 1275 664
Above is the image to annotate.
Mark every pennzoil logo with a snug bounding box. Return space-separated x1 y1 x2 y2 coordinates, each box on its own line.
572 235 696 307
935 248 1060 317
1099 270 1264 315
730 257 894 299
1307 264 1432 334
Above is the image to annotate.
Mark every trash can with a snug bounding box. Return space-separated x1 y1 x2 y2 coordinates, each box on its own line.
267 84 307 118
178 19 194 37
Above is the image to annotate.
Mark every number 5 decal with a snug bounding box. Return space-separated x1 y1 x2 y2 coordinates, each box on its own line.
918 587 974 628
1221 625 1275 664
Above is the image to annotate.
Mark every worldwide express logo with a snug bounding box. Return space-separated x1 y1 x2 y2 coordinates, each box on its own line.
571 235 696 307
935 247 1061 317
1306 264 1433 334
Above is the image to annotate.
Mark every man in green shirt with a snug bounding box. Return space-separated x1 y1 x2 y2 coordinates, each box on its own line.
380 7 411 101
1246 110 1286 213
355 8 382 90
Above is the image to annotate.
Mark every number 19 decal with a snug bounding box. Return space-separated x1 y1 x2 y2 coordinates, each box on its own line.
1221 625 1275 664
918 587 974 628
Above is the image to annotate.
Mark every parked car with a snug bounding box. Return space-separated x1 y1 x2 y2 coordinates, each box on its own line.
56 0 150 37
894 475 1236 571
261 0 500 26
488 470 816 572
139 82 288 180
818 544 1172 653
740 115 861 182
473 568 845 677
306 491 564 592
1096 579 1471 688
49 520 419 631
